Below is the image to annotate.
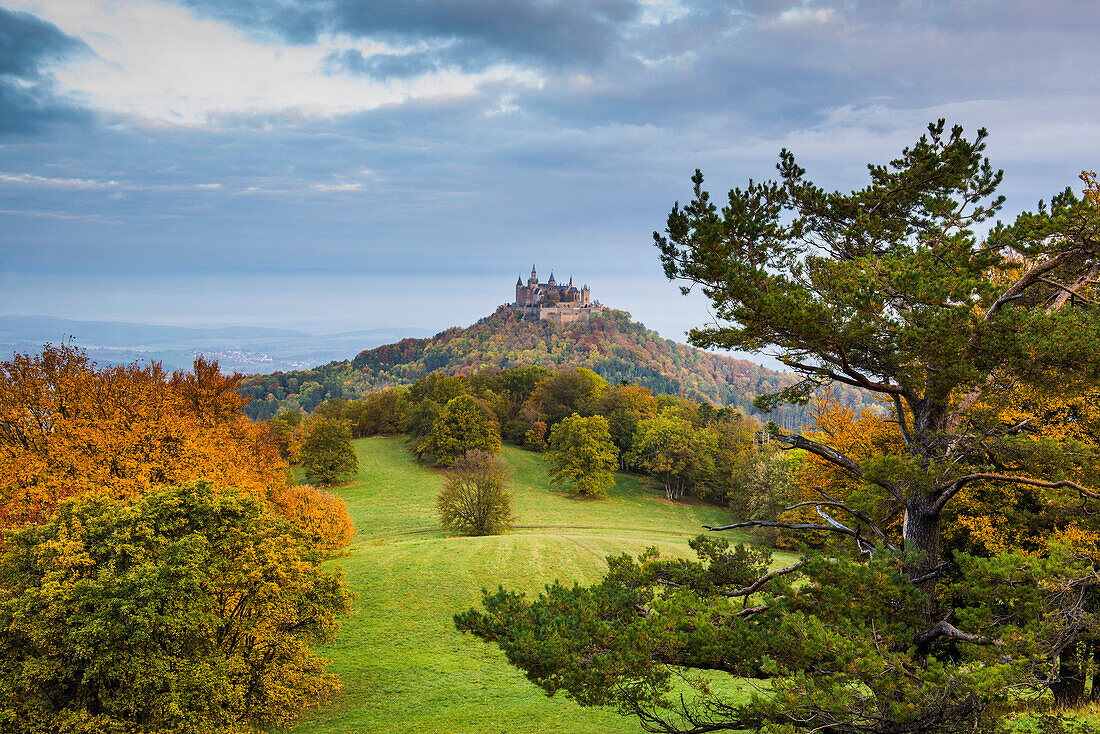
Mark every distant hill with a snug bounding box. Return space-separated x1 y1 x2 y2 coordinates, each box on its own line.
0 315 432 372
240 309 875 427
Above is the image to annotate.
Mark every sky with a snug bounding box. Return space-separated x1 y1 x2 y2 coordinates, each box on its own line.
2 0 1099 357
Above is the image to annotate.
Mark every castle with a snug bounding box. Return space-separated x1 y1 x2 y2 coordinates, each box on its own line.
505 265 603 324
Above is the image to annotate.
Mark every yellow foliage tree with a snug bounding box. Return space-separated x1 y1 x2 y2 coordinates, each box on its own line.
779 392 904 548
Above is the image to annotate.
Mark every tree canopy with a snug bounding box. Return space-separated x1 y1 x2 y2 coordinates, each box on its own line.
546 413 618 497
458 124 1100 732
300 416 359 486
423 394 501 466
0 482 353 733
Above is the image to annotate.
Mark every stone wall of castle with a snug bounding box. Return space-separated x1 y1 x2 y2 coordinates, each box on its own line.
510 302 604 324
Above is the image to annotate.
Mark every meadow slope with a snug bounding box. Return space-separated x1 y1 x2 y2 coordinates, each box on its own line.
288 437 786 734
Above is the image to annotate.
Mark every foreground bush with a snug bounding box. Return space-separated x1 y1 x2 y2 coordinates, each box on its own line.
0 482 353 734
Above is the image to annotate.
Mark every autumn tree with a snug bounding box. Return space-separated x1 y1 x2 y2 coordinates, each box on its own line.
423 394 501 466
436 450 515 536
0 482 353 733
355 387 407 437
531 368 608 427
597 383 658 469
0 345 287 528
300 417 359 486
267 408 303 462
269 483 355 553
458 124 1100 731
545 413 618 497
168 354 247 423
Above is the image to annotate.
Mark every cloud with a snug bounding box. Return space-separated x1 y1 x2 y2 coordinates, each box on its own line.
3 0 1100 346
181 0 640 70
3 0 542 125
0 6 91 134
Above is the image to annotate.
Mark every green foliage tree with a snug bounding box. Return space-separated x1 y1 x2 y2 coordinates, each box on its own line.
459 123 1100 731
355 387 407 437
628 412 715 501
0 482 353 733
597 383 659 469
298 381 326 412
531 368 608 427
545 413 618 497
423 394 501 467
300 417 359 486
704 411 761 507
436 450 515 536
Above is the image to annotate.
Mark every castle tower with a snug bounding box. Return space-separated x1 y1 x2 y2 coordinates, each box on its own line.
548 272 556 286
581 284 590 305
516 276 524 305
528 264 538 287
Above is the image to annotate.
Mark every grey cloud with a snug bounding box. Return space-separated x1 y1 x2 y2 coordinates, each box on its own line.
324 40 493 79
331 0 638 67
0 7 91 134
0 6 88 75
180 0 639 70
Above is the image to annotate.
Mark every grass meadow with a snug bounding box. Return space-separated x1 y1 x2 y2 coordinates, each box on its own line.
287 437 784 734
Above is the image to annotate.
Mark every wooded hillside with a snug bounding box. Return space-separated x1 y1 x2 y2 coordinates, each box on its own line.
240 309 874 427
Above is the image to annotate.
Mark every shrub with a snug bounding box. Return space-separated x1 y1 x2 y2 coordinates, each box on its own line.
436 450 514 536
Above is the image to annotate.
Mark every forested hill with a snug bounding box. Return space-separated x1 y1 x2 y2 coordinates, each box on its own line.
240 309 872 426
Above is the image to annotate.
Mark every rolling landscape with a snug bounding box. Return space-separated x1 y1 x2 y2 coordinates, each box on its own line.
0 315 432 373
5 2 1100 733
289 437 776 734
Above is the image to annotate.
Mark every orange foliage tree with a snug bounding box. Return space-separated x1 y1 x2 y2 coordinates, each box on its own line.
0 344 287 528
778 392 903 549
269 484 354 553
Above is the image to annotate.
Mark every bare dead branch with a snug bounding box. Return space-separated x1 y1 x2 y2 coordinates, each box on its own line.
914 620 1001 648
723 560 806 599
773 432 903 501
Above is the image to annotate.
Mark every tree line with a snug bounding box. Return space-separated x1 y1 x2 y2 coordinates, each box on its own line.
268 363 799 519
239 308 877 430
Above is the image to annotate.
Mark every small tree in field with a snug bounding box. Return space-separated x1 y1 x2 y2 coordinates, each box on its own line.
437 450 514 536
546 413 618 497
300 417 358 486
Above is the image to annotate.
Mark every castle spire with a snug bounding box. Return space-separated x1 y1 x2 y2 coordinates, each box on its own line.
517 276 523 286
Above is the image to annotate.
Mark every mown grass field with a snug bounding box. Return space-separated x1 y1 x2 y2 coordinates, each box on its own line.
287 437 785 734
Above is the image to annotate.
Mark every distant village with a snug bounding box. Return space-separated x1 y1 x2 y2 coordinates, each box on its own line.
501 265 604 324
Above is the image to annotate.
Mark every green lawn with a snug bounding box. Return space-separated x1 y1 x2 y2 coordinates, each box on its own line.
288 437 784 734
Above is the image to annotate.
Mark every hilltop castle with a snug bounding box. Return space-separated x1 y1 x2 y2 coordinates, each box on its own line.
505 265 603 324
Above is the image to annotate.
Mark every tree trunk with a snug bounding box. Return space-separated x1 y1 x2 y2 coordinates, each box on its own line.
902 500 942 617
1051 642 1087 708
1090 642 1100 702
